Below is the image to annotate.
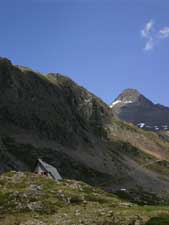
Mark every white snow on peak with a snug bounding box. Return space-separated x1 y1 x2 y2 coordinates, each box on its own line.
110 99 134 108
138 123 145 128
110 100 122 108
124 100 133 104
161 125 168 130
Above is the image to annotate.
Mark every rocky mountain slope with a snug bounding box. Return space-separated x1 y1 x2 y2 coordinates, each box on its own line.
1 171 169 225
0 58 169 199
110 89 169 132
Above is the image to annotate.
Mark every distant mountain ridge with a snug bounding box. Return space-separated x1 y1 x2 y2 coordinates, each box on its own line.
110 88 169 132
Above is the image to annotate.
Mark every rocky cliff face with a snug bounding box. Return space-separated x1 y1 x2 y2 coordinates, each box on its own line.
1 58 169 199
110 88 169 132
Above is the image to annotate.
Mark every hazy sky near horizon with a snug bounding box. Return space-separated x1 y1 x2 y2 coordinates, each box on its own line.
0 0 169 105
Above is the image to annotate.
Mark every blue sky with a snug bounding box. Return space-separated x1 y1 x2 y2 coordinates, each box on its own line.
0 0 169 106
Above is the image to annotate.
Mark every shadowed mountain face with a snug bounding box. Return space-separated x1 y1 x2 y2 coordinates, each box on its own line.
1 58 169 201
110 88 169 132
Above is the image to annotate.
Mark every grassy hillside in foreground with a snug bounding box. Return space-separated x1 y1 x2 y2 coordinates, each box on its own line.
1 172 169 225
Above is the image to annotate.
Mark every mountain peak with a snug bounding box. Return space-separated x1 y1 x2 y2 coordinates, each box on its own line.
110 88 169 132
110 88 142 108
116 88 141 101
120 88 140 95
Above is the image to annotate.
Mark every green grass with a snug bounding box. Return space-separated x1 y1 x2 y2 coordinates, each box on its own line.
145 215 169 225
1 172 169 225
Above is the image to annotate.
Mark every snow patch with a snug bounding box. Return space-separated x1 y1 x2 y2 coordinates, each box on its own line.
110 100 122 108
110 99 133 108
120 188 127 191
124 100 133 104
161 125 168 130
138 123 145 128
